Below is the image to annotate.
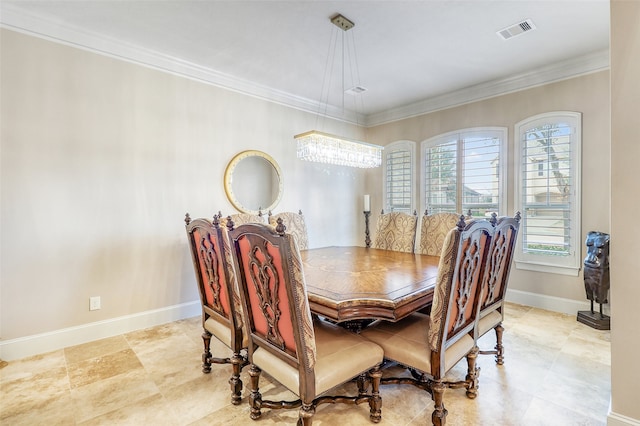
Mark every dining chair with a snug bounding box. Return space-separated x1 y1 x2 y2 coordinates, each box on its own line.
219 211 266 227
184 213 248 405
268 209 309 250
476 212 521 364
417 210 461 256
360 216 493 426
228 219 384 425
371 210 418 253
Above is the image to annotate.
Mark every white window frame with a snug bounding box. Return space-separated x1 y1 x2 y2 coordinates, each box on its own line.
420 127 507 217
382 140 416 214
514 111 582 276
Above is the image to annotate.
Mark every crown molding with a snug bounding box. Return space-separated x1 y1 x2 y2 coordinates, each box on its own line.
1 4 607 127
365 49 610 127
0 4 363 123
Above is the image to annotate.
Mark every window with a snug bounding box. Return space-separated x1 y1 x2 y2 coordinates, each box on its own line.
514 112 582 276
383 140 415 213
420 128 507 218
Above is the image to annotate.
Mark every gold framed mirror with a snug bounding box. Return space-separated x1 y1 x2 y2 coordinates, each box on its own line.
224 150 283 214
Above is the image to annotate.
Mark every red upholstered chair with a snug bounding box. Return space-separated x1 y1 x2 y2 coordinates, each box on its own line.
268 209 309 250
360 216 493 426
371 210 418 253
228 219 384 425
184 213 247 405
476 212 521 364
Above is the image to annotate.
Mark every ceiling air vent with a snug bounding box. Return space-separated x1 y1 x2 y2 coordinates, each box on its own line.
345 86 367 95
497 19 536 40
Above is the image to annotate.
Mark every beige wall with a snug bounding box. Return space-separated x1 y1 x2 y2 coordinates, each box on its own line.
0 29 368 341
367 71 611 306
610 0 640 423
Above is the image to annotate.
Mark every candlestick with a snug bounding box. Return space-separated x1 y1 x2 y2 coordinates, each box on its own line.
364 210 371 248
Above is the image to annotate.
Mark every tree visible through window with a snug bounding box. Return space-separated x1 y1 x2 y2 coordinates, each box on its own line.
515 112 581 275
421 128 506 218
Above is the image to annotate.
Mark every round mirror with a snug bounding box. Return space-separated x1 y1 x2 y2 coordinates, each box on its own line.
224 150 283 214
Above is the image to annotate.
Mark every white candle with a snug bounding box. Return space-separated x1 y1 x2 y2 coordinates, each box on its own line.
364 194 370 212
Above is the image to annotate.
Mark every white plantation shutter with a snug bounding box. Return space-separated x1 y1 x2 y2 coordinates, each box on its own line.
424 140 457 213
514 112 582 276
461 134 501 216
383 141 415 213
422 128 506 217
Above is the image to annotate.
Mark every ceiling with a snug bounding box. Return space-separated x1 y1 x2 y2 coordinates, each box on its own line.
0 1 610 126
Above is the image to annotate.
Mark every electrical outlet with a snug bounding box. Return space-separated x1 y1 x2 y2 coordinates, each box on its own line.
89 296 101 311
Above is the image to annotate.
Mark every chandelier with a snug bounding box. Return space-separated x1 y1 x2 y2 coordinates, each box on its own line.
295 130 382 168
295 14 383 168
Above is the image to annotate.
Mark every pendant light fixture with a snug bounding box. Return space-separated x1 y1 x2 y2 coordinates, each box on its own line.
294 13 383 169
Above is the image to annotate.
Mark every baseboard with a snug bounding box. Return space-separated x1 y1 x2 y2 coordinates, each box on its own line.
506 288 611 317
608 411 640 426
0 301 201 361
0 291 609 361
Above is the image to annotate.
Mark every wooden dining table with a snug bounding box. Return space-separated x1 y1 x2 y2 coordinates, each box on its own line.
300 246 440 325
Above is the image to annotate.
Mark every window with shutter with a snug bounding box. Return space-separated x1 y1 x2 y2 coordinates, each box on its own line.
383 141 415 213
514 112 582 276
421 128 506 217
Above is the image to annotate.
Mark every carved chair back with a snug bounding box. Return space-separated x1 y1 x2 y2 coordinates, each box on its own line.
418 211 461 256
478 213 521 319
185 213 247 405
185 214 242 345
228 220 317 398
268 210 309 250
471 212 521 365
428 216 493 378
372 210 418 253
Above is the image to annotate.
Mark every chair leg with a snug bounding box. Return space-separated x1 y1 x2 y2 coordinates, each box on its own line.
248 364 263 420
494 324 505 365
368 366 383 423
229 351 244 405
201 330 212 373
298 404 315 426
357 373 368 396
431 381 448 426
465 346 480 399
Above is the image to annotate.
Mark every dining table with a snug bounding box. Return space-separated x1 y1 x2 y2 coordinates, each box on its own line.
300 246 440 327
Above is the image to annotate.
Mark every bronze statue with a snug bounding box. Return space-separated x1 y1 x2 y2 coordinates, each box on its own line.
578 231 610 329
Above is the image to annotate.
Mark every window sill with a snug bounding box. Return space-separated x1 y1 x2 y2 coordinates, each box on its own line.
514 260 581 276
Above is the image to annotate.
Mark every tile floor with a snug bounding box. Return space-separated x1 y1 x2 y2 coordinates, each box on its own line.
1 302 611 425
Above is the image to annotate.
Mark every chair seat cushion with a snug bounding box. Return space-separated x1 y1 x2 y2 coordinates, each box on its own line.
253 318 383 397
477 310 503 337
204 316 249 349
360 312 474 374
